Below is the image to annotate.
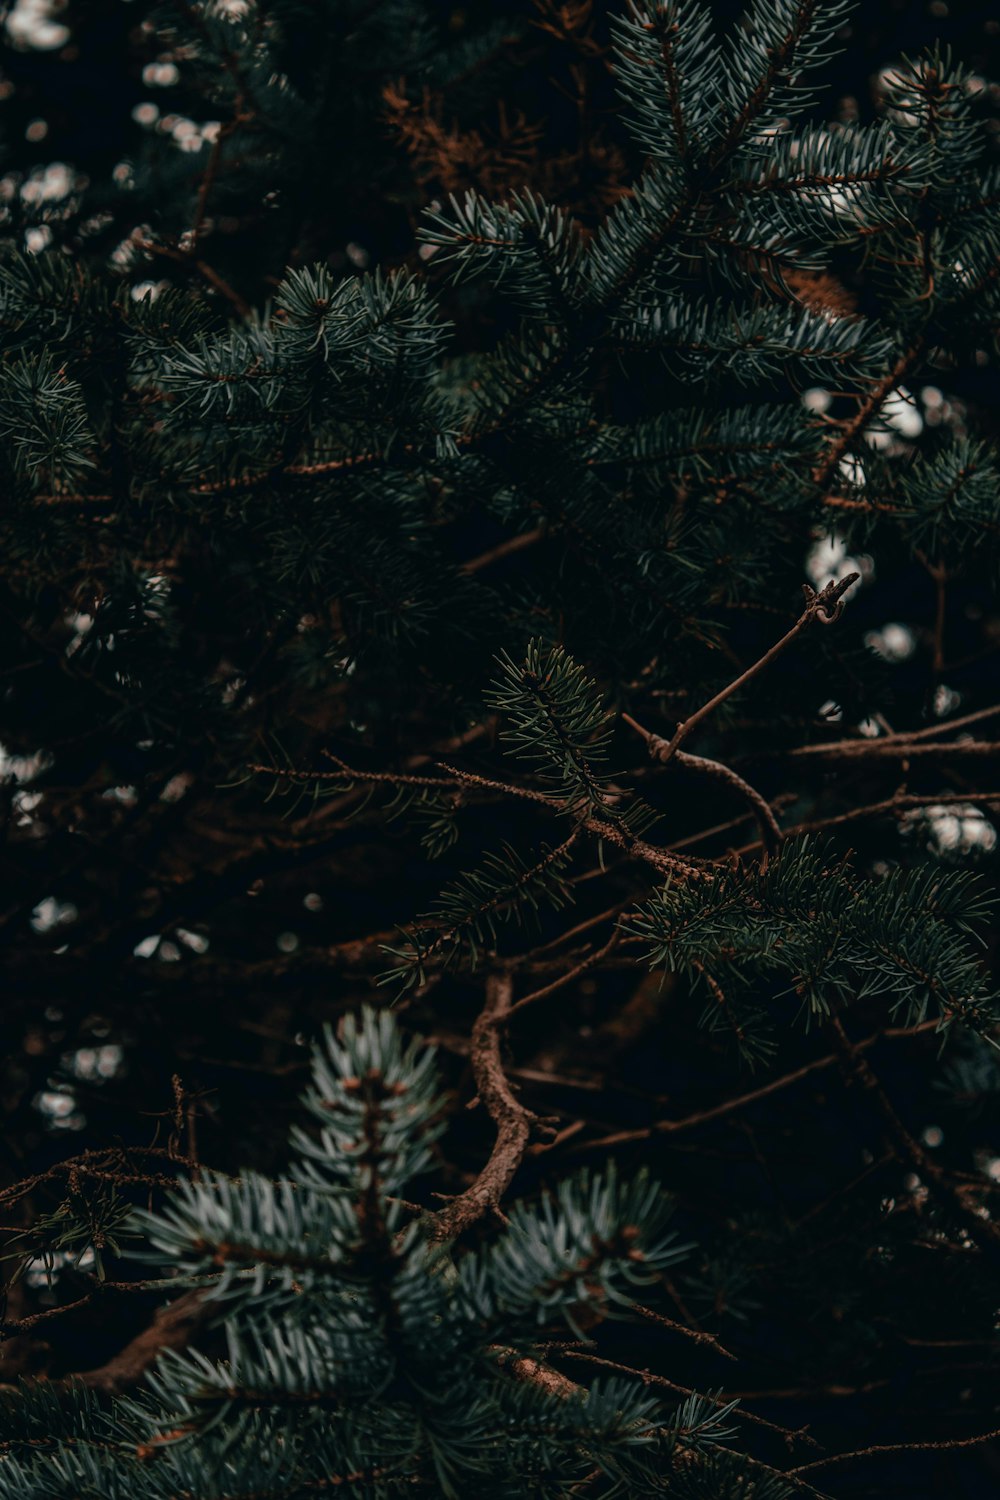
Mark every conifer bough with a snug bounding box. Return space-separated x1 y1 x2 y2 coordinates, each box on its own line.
1 0 999 1495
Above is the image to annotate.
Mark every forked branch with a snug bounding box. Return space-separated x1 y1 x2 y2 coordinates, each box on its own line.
625 573 858 767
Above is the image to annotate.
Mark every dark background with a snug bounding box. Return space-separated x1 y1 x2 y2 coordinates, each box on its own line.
0 4 998 1495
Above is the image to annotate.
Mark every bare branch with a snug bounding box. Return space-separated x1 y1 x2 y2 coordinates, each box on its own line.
68 1289 211 1396
625 574 858 767
427 974 550 1241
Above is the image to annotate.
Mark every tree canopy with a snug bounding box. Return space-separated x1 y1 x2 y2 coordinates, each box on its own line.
1 2 999 1495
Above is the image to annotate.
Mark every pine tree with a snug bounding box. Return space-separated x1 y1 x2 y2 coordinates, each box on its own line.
1 2 999 1494
1 1008 768 1498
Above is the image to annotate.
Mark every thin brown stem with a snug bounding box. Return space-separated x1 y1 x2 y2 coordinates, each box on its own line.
730 789 1000 857
260 755 709 881
68 1289 211 1395
559 1351 823 1462
632 1301 737 1362
789 1425 1000 1477
506 926 623 1018
827 1017 1000 1259
136 237 251 319
812 342 924 494
571 1019 941 1152
779 702 1000 759
427 975 547 1241
627 573 858 766
676 749 782 853
461 526 546 575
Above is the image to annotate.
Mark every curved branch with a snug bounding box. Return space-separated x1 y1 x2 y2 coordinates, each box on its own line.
674 749 782 854
68 1288 211 1396
427 974 546 1242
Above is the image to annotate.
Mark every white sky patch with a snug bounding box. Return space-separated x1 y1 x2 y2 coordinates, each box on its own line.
878 65 920 127
23 1246 95 1287
902 804 998 858
877 385 923 440
921 385 967 436
148 113 221 155
837 452 866 488
161 771 194 803
177 927 210 954
143 62 180 87
134 933 184 962
933 684 961 718
65 610 94 657
4 0 69 50
33 1087 85 1131
0 744 52 782
64 1044 124 1081
805 531 872 600
20 161 73 205
101 785 138 807
31 895 77 933
864 622 916 662
25 224 52 253
865 386 923 452
13 789 43 826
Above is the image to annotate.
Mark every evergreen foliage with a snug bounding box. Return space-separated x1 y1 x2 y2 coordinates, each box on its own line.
632 838 999 1055
1 0 999 1494
0 1010 767 1498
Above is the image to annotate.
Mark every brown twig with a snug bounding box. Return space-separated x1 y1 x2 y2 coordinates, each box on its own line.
774 738 1000 763
811 342 925 495
628 574 858 767
675 750 782 854
0 1274 219 1338
916 550 949 679
135 237 251 319
827 1016 1000 1259
792 703 1000 756
427 974 549 1241
67 1288 211 1395
893 704 1000 740
729 789 1000 857
788 1425 1000 1477
505 926 623 1018
0 1147 198 1212
261 753 708 881
623 716 783 856
570 1018 941 1152
559 1350 823 1460
632 1300 737 1362
461 526 546 575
